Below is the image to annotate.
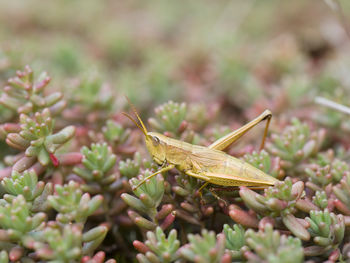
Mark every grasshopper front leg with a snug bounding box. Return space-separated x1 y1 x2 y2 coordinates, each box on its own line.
133 164 175 190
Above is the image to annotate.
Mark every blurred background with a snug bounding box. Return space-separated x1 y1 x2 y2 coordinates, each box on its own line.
0 0 350 122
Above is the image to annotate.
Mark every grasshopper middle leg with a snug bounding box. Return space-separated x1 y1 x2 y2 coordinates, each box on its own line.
185 170 212 198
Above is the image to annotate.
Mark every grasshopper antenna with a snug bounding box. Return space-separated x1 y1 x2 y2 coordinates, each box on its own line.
122 112 147 136
123 96 149 136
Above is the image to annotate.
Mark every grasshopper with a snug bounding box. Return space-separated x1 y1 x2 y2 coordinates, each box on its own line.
122 101 279 196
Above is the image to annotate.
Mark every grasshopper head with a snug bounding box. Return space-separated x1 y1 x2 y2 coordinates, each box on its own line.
122 97 167 165
145 132 167 165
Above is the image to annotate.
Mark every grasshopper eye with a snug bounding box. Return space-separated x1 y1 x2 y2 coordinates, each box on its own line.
152 136 160 146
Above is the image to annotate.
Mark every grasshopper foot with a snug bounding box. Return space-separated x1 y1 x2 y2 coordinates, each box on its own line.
209 189 228 206
196 189 207 205
132 180 145 191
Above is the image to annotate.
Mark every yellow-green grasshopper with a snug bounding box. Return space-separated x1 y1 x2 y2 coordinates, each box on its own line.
122 101 279 196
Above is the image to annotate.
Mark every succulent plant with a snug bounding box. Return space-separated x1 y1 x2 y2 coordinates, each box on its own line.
222 224 245 260
305 152 349 190
148 101 187 138
305 209 345 256
1 170 53 212
0 195 46 242
244 224 304 263
341 242 350 262
119 152 142 180
122 170 175 231
333 173 350 215
187 103 219 131
23 224 108 262
238 178 310 240
71 73 113 112
0 251 8 263
28 224 83 262
243 150 285 180
179 229 231 263
2 170 44 201
312 191 329 210
102 120 131 147
172 172 202 200
6 108 75 170
266 118 326 173
47 181 103 224
172 172 215 225
134 226 180 263
280 75 312 108
207 126 232 143
73 143 117 193
64 72 115 127
0 66 65 116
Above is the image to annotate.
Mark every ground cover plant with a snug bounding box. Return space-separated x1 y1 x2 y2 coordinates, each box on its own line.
1 0 350 262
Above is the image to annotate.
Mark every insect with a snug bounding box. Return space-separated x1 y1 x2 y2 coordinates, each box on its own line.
122 100 279 196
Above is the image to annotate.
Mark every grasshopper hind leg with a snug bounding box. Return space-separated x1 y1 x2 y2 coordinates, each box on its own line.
208 109 272 151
